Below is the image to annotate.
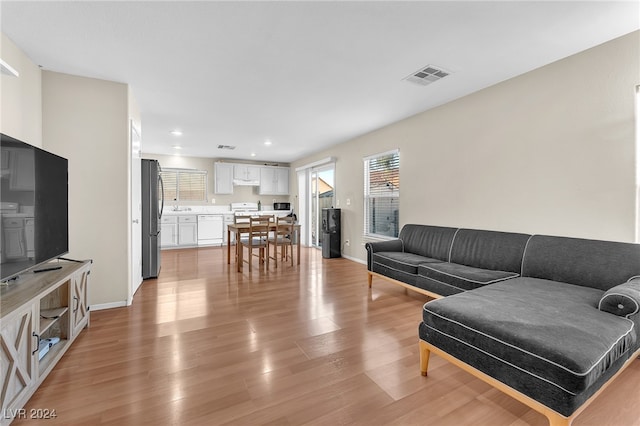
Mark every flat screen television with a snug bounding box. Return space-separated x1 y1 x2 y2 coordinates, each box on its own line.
0 133 69 282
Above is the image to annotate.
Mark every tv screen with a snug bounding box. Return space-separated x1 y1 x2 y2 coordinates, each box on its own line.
0 133 68 282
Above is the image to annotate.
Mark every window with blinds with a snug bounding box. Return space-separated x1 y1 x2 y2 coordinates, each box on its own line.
160 168 208 202
364 150 400 239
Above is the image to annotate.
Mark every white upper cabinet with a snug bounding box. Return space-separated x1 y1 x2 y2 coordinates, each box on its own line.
233 164 261 185
214 162 234 194
259 166 289 195
215 162 289 194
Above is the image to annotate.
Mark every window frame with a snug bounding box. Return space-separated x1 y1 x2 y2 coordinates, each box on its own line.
160 168 208 203
363 149 400 240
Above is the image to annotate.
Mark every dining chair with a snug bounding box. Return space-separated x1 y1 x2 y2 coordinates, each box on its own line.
234 215 252 224
233 215 252 263
267 216 295 268
237 216 271 272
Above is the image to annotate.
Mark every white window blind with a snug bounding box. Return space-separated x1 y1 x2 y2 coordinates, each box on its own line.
364 150 400 239
160 168 207 202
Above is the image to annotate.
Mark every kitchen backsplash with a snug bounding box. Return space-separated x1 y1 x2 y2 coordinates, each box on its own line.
163 205 233 214
163 204 293 214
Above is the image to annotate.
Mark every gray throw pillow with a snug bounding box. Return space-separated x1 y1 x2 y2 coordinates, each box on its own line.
598 277 640 318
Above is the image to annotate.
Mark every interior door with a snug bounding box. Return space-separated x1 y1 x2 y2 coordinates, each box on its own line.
130 121 143 302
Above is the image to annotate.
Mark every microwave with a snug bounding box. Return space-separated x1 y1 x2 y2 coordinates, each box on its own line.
273 202 291 210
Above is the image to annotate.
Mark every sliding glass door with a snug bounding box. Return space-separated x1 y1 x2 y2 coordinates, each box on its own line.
311 165 335 248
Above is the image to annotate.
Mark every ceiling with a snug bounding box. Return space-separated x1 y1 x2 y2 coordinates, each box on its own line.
1 1 638 163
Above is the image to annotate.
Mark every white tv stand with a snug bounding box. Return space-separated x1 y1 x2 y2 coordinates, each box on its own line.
0 259 91 425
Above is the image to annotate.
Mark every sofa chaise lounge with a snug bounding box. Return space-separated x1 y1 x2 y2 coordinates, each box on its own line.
365 224 640 426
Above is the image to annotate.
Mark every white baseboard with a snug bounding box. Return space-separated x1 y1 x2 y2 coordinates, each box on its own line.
342 253 366 265
90 300 128 311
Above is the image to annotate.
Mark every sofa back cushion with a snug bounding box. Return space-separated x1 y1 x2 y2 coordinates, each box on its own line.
399 224 458 261
522 235 640 291
449 229 531 273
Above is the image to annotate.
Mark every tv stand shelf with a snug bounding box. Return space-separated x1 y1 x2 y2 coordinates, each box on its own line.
39 307 69 334
0 259 91 426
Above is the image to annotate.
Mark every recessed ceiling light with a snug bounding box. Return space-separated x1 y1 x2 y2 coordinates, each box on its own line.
264 139 272 146
172 145 182 150
250 152 256 157
170 130 183 136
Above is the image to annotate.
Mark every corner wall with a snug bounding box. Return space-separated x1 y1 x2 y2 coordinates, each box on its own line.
42 71 129 307
292 31 640 262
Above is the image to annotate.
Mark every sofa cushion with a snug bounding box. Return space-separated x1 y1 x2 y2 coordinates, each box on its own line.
399 224 458 261
522 235 640 291
598 277 640 318
449 228 531 273
420 277 637 416
373 252 441 275
418 262 519 292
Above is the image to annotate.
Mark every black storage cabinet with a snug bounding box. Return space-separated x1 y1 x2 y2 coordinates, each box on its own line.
321 208 341 258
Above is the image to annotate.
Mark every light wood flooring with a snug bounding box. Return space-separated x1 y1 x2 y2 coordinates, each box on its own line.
16 247 640 425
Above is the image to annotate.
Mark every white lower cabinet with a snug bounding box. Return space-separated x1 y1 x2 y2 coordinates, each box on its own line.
160 216 178 247
178 216 198 246
161 215 197 248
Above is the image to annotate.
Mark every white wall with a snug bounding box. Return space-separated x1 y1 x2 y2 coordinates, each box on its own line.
292 31 640 262
42 71 130 308
0 33 42 146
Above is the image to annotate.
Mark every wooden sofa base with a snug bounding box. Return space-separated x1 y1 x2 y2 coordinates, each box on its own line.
367 271 444 300
419 339 640 426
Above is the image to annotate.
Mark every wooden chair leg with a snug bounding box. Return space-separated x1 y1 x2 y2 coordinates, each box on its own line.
273 243 278 268
368 273 373 288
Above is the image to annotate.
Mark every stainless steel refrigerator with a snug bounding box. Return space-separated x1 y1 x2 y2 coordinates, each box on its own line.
142 159 164 279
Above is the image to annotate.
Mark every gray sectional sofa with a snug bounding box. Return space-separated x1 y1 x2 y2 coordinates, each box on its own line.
365 224 640 426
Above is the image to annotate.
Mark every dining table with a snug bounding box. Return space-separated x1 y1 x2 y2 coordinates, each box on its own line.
227 222 301 266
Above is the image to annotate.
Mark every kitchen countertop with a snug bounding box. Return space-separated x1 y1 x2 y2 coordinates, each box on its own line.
162 210 205 216
162 206 231 215
162 209 291 216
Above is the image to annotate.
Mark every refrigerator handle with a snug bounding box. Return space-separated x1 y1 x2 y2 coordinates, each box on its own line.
158 174 164 219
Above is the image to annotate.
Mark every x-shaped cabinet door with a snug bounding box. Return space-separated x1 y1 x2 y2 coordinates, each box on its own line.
0 306 35 412
71 268 90 337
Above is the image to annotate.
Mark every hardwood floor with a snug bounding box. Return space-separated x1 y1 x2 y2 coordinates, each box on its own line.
15 247 640 425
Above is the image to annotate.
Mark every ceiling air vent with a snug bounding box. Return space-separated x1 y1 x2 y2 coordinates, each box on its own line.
404 64 450 86
217 145 236 150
